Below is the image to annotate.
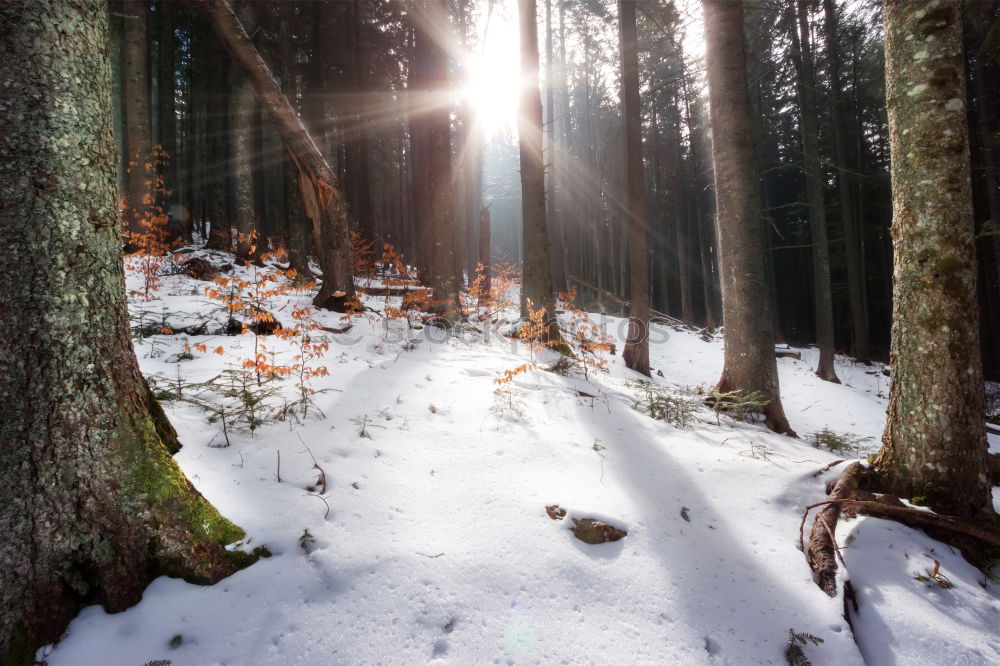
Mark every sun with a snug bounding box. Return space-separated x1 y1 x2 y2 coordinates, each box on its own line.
462 4 522 138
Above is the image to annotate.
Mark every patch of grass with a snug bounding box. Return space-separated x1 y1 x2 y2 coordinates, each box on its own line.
627 379 700 428
808 428 874 456
705 388 769 425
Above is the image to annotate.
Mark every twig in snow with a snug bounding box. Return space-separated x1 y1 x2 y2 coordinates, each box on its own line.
305 491 331 519
298 434 327 494
416 552 445 558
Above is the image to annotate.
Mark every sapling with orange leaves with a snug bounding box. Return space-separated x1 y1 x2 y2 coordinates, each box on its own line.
124 145 177 300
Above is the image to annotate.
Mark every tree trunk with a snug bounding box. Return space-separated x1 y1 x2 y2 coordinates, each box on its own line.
872 0 993 519
479 205 493 303
792 0 839 382
122 0 153 247
278 0 310 275
231 0 257 262
156 2 183 242
618 0 650 375
0 3 254 662
203 37 231 251
409 0 460 315
518 0 561 340
667 93 693 325
544 0 567 295
823 0 870 361
702 0 794 435
197 0 355 310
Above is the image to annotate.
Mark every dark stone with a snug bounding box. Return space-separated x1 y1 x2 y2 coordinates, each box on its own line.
571 518 627 544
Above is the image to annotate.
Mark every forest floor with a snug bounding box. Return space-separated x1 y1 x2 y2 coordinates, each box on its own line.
41 252 1000 666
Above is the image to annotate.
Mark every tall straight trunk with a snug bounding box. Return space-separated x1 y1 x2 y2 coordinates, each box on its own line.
197 0 355 310
479 205 492 301
0 2 253 661
409 0 460 314
518 0 561 340
204 37 231 250
347 0 374 242
231 0 256 262
156 1 182 241
408 11 432 277
544 0 567 294
122 0 153 245
618 0 650 374
823 0 869 360
278 1 309 273
701 0 794 435
667 95 693 324
872 0 993 519
792 0 839 382
686 85 719 329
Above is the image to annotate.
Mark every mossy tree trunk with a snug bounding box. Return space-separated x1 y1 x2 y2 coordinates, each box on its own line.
618 0 651 375
701 0 794 435
871 0 993 519
0 2 253 663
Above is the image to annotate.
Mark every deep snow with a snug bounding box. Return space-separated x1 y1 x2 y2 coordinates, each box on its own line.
40 256 1000 666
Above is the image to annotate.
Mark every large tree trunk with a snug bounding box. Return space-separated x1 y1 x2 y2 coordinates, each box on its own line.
410 0 461 316
0 2 253 662
518 0 561 340
197 0 355 310
702 0 794 435
792 0 840 383
823 0 870 361
871 0 993 519
618 0 650 375
122 0 153 247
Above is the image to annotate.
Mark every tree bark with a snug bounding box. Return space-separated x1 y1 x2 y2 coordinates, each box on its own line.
196 0 355 310
872 0 993 519
122 0 153 246
618 0 650 375
0 3 253 662
702 0 794 434
518 0 561 340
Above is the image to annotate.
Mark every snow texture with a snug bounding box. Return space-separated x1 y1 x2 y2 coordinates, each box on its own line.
39 257 1000 665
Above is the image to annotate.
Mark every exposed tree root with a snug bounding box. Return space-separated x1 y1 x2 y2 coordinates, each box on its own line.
802 462 1000 598
803 462 863 596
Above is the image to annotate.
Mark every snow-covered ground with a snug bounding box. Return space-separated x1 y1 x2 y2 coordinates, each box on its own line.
40 256 1000 665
